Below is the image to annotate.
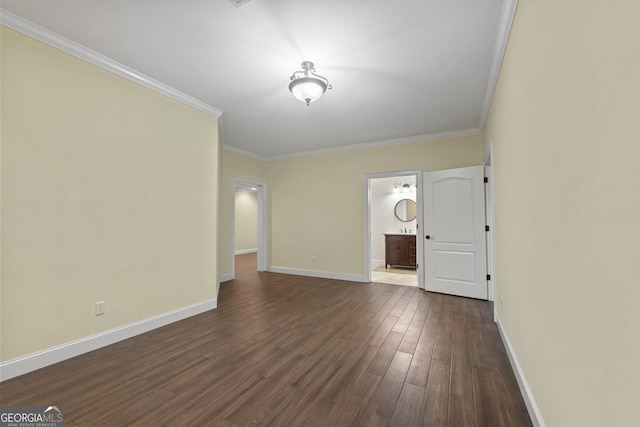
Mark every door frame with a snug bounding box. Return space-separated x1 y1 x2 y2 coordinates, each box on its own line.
231 177 267 278
484 145 497 310
364 169 424 288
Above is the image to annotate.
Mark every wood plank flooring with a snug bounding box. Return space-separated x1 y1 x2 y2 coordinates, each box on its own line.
0 253 532 426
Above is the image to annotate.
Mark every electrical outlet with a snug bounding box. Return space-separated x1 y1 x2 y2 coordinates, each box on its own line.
500 296 504 309
95 301 106 316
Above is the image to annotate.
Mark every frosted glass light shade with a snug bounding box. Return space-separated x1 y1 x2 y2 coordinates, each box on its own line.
289 77 327 105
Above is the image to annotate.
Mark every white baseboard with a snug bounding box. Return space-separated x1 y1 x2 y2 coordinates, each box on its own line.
268 266 367 283
371 259 385 268
235 248 257 255
219 273 234 283
495 313 546 427
0 298 217 381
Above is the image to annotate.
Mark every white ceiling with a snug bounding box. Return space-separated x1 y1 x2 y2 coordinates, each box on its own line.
1 0 514 159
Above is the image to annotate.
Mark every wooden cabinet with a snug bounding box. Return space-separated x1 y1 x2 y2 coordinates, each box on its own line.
384 234 417 269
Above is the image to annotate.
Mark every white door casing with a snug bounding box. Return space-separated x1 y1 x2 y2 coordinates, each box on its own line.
423 166 487 299
231 177 267 278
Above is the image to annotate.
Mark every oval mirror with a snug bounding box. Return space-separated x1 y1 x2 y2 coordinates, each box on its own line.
394 199 417 222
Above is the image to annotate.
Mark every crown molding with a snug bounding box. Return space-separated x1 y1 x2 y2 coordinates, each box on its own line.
0 9 223 118
222 144 267 161
262 128 482 161
479 0 519 129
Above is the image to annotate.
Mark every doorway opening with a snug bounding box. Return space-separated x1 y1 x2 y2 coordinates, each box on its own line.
365 171 423 288
231 177 266 278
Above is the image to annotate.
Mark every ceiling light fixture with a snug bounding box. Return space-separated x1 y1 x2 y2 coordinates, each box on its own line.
289 61 332 106
229 0 253 7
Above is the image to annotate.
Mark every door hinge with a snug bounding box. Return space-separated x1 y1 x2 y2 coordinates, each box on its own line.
485 225 490 232
487 274 491 281
484 177 488 183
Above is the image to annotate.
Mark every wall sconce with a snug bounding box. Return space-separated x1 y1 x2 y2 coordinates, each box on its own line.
393 182 417 193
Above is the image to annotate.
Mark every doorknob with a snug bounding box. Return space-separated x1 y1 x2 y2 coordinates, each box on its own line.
425 235 431 239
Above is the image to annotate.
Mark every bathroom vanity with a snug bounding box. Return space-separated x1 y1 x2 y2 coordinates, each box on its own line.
384 233 417 269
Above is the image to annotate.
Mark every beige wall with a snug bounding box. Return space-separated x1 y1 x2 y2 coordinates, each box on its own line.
219 136 483 279
1 27 219 361
234 191 258 252
483 0 640 425
218 150 267 279
265 135 483 276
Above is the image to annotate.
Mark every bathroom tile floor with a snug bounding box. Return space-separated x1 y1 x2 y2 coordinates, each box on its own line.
371 265 418 287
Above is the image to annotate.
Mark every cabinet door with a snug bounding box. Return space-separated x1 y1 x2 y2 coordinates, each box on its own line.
386 238 399 267
397 238 410 266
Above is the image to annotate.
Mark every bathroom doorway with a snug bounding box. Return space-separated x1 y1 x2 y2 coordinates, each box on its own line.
365 171 422 287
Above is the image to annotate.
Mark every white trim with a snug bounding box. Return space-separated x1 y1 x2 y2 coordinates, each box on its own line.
222 144 265 161
268 128 480 161
364 175 373 283
256 183 267 272
479 0 519 128
219 273 234 283
0 298 217 381
484 144 497 306
235 248 257 255
268 266 367 283
496 314 546 427
254 128 481 161
371 258 385 268
0 10 223 119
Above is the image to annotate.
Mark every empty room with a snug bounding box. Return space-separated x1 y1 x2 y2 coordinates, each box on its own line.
1 1 638 426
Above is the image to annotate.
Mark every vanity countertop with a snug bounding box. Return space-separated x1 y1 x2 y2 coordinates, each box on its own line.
384 232 416 236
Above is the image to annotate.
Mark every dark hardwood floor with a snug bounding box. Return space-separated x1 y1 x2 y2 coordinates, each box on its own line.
0 253 532 426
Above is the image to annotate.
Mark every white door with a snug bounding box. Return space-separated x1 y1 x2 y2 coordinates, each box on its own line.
423 166 487 299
